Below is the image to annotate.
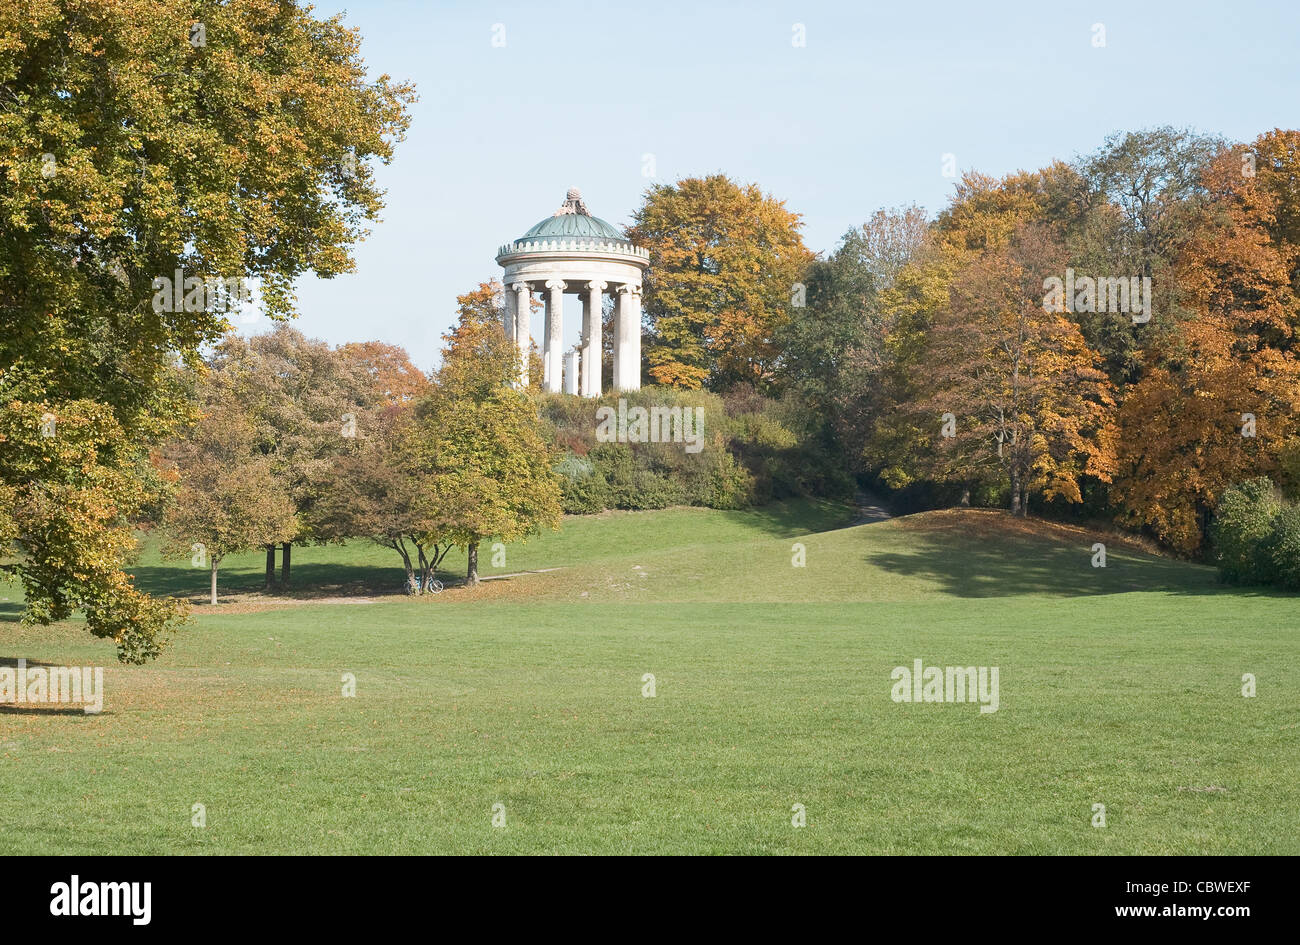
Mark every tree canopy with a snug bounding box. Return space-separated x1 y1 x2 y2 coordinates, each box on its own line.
629 175 813 391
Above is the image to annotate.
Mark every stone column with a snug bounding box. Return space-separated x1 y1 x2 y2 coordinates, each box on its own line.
615 283 642 391
545 280 566 394
564 348 580 395
542 294 551 388
584 281 606 397
511 282 530 387
578 293 590 393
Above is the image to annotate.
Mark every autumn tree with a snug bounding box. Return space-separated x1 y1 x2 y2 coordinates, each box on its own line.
162 399 296 604
317 342 438 590
0 0 412 659
438 283 518 392
629 175 814 390
862 241 966 494
902 226 1116 515
338 341 432 406
206 325 378 585
313 403 452 594
0 400 182 662
1113 131 1300 551
863 170 1069 499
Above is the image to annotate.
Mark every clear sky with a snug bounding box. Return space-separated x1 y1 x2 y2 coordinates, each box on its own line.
261 0 1300 370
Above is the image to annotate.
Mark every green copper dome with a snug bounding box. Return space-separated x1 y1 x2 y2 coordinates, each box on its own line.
518 188 631 242
521 213 628 241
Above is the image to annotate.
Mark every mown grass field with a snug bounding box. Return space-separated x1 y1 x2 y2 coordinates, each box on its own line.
2 500 1296 854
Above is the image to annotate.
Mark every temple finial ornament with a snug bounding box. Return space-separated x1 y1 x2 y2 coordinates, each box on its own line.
554 187 590 217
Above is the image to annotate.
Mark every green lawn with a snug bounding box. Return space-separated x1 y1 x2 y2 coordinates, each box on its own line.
1 501 1296 854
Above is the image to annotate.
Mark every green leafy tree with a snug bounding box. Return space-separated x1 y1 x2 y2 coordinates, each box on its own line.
408 287 562 585
777 205 928 468
1067 127 1223 383
1210 478 1282 585
1265 503 1300 590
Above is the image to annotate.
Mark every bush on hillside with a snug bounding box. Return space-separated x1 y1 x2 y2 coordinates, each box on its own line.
1211 478 1284 585
703 448 755 509
537 386 847 514
1264 503 1300 590
554 453 610 514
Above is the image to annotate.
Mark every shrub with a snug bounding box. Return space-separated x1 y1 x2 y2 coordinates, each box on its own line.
626 469 683 510
531 386 852 515
703 449 755 509
555 452 610 514
1278 437 1300 501
1211 478 1281 585
1265 503 1300 590
587 441 636 507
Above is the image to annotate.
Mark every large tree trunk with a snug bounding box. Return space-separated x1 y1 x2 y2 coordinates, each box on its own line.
210 558 219 606
264 544 276 588
392 540 417 595
281 541 291 586
466 541 479 586
960 485 971 507
1010 469 1023 517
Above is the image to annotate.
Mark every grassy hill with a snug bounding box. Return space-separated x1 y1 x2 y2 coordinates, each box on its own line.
1 501 1296 855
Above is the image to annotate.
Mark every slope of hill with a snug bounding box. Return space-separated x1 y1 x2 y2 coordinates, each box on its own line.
465 507 1223 605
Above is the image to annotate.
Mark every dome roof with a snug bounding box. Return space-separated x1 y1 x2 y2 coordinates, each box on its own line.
518 188 630 242
520 213 628 241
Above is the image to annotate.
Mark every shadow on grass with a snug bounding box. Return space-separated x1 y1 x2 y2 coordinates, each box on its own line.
129 562 410 599
0 705 106 716
710 497 858 539
864 528 1240 598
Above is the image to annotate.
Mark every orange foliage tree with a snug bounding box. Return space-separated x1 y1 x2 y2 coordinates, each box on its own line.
915 226 1116 515
1114 131 1300 551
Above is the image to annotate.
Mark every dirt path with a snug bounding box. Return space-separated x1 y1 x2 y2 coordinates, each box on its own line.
851 488 894 525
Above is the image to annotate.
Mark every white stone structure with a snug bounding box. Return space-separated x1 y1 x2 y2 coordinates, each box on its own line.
564 347 580 395
497 188 649 395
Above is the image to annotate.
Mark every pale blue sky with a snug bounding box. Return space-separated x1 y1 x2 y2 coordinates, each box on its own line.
263 0 1300 370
